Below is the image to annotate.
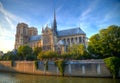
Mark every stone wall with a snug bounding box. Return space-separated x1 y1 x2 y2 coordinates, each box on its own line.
0 60 119 77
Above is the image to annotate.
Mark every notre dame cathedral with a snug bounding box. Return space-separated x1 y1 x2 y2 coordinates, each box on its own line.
15 11 86 54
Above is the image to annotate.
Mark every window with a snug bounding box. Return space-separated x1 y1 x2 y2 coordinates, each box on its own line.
75 37 77 43
63 39 66 44
79 37 82 43
71 38 73 43
67 38 70 45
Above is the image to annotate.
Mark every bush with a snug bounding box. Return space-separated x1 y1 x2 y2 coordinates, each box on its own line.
37 51 46 60
26 54 36 61
54 60 67 76
104 57 120 79
2 51 18 60
37 51 58 60
0 56 2 60
60 52 72 60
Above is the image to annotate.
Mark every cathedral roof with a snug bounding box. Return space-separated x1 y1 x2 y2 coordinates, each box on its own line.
57 27 86 37
29 35 41 42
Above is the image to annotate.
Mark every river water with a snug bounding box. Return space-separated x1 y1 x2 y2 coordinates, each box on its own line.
0 72 120 83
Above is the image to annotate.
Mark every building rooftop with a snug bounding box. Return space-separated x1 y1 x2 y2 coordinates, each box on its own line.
57 27 86 37
29 35 41 42
29 27 85 41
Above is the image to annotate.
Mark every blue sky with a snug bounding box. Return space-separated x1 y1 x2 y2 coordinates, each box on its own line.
0 0 120 53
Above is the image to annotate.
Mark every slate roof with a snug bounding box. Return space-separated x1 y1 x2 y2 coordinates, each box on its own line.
29 35 41 42
29 27 85 42
57 27 86 37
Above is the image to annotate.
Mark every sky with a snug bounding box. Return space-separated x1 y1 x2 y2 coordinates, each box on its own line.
0 0 120 53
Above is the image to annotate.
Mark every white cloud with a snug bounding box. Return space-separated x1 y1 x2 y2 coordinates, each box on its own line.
56 5 63 13
81 7 92 18
79 0 99 21
0 24 15 53
103 3 120 22
0 1 26 53
96 2 120 29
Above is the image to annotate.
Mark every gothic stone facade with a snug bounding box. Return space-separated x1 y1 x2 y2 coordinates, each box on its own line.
15 12 86 53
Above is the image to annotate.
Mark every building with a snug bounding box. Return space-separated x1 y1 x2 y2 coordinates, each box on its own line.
14 11 87 53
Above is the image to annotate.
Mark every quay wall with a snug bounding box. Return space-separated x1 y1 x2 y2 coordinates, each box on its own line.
0 60 119 77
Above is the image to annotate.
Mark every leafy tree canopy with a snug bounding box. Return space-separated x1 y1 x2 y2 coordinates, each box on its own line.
2 51 18 60
17 45 33 60
68 44 90 59
88 25 120 58
37 51 58 60
104 57 120 78
68 44 85 56
33 47 42 56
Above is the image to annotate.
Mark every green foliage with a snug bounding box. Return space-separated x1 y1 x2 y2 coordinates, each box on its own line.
44 60 48 71
54 60 67 76
0 56 3 60
76 50 91 60
68 44 91 60
68 44 84 56
37 51 45 60
104 57 120 78
60 52 72 60
17 45 33 60
37 51 58 60
88 25 120 58
2 51 18 60
34 60 39 69
33 47 42 57
26 54 36 61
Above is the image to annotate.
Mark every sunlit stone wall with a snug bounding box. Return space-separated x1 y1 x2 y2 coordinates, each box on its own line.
0 60 118 77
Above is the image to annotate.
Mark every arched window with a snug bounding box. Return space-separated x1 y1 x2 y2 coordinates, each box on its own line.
71 38 73 43
67 38 70 45
83 37 85 43
75 37 77 43
63 39 66 44
79 37 82 43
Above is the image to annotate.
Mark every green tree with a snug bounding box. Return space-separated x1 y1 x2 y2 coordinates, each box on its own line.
88 34 102 58
2 51 18 60
26 54 36 61
33 47 42 57
54 60 67 76
104 57 120 79
68 44 84 55
60 52 72 60
0 56 2 60
17 45 33 60
37 51 58 60
68 44 90 59
37 51 45 60
88 25 120 58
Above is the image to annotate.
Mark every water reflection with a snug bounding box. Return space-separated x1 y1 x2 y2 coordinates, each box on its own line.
0 72 120 83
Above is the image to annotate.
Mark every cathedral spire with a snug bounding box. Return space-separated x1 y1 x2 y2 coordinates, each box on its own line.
54 9 56 21
52 9 57 35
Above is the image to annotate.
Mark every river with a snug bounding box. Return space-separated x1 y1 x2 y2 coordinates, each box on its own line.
0 72 120 83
